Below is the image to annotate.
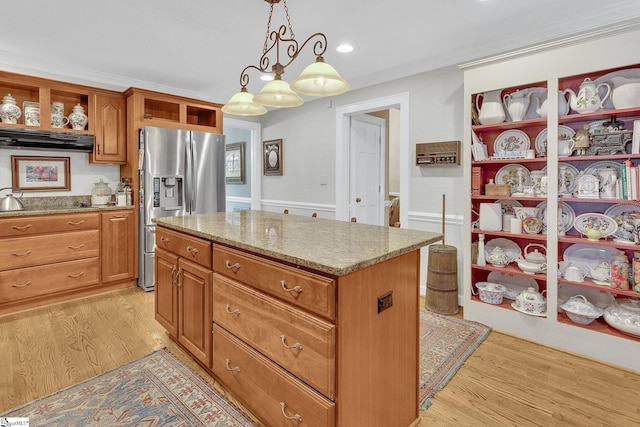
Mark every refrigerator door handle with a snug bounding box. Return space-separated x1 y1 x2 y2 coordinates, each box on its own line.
185 136 194 213
190 138 197 213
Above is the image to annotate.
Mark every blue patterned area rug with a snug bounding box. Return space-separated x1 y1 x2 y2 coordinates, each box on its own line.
420 308 491 410
1 348 259 427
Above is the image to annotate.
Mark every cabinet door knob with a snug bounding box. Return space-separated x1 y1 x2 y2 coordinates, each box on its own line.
356 197 362 203
160 236 170 244
186 246 199 256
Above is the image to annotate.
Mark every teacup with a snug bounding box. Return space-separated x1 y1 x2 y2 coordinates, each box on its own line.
565 266 585 283
51 113 69 128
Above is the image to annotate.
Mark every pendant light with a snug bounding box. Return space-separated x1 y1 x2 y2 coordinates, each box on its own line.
222 0 349 116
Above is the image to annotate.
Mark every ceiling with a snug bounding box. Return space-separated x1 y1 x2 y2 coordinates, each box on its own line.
2 0 640 107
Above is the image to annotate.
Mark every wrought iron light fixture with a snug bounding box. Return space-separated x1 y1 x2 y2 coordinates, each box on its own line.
221 0 349 116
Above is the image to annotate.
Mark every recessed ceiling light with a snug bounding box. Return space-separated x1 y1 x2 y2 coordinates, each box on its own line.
336 44 354 53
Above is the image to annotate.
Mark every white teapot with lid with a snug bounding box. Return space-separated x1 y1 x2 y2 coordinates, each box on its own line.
486 246 512 267
565 78 611 114
524 243 546 265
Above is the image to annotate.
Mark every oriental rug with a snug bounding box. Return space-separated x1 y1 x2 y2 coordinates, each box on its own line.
1 348 259 427
419 308 491 410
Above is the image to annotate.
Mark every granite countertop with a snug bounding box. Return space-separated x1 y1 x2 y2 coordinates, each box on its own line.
154 210 442 276
0 195 134 218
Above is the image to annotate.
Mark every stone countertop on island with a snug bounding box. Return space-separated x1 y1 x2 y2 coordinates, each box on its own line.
153 210 442 276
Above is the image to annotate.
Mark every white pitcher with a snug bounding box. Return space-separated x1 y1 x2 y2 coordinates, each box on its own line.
534 90 570 117
503 91 531 122
475 89 506 125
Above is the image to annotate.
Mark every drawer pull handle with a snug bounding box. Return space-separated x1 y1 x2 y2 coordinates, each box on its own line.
12 281 32 289
225 260 241 271
279 402 302 422
114 214 127 218
280 335 302 350
225 304 240 315
177 268 183 287
68 272 85 279
186 246 199 256
12 250 32 258
225 359 240 372
68 220 85 226
280 280 303 294
11 224 32 231
160 236 170 244
68 244 85 250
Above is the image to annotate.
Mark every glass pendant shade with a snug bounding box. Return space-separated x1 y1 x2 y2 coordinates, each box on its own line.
290 58 350 96
221 89 268 116
253 79 304 108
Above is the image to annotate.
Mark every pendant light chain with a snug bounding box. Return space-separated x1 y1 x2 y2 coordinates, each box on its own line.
283 0 295 40
263 2 275 54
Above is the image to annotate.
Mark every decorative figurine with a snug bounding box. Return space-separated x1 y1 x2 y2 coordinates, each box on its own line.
573 124 592 156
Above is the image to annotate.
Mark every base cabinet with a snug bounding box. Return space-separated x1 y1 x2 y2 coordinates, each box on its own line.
154 228 213 368
101 211 134 283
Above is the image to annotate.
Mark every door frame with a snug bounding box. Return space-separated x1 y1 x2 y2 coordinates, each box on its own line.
335 93 410 226
223 117 262 210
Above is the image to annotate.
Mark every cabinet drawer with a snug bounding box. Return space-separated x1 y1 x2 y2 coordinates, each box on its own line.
214 274 335 398
213 325 335 427
156 227 212 268
0 213 99 237
214 246 335 320
0 230 99 271
0 257 99 303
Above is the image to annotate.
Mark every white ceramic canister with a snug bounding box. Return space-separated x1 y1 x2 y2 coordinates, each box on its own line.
0 93 22 124
68 103 88 130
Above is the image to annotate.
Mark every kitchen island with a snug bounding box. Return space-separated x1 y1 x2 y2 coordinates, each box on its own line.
153 210 442 427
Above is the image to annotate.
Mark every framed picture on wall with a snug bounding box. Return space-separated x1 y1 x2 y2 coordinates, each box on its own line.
11 155 71 191
263 138 283 176
225 142 245 183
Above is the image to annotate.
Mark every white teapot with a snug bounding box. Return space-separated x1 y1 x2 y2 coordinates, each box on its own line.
565 78 611 114
486 246 512 267
524 243 546 265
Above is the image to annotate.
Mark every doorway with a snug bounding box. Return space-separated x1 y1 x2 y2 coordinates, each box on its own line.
223 117 262 211
335 93 410 226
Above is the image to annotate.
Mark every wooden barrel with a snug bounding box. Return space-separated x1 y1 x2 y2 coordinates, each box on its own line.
425 244 459 315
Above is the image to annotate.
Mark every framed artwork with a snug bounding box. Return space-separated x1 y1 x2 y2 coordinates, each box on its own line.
11 155 71 191
225 142 245 183
263 138 283 176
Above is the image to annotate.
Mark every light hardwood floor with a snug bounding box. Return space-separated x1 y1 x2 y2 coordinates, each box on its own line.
1 287 639 426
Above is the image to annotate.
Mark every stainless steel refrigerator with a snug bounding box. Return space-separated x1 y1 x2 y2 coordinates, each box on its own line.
138 126 226 291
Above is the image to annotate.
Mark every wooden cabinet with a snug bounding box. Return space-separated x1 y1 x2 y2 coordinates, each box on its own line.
0 210 136 314
90 92 127 164
101 210 135 283
154 228 213 367
155 224 421 426
0 70 127 164
462 29 640 371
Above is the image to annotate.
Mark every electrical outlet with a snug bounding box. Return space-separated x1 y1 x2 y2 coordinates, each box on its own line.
319 175 328 185
377 291 393 314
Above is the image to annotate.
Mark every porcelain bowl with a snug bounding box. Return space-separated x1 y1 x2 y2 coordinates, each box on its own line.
559 295 603 325
475 282 506 305
603 302 640 338
611 82 640 109
515 258 545 275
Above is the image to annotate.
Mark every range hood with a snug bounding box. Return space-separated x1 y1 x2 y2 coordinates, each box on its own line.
0 128 94 153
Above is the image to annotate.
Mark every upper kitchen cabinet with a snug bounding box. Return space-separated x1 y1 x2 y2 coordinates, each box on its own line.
89 92 127 164
0 70 127 164
124 87 223 134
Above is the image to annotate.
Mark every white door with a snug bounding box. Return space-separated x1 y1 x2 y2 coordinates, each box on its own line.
350 114 385 225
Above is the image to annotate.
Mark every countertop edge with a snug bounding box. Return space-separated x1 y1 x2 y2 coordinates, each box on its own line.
0 205 135 217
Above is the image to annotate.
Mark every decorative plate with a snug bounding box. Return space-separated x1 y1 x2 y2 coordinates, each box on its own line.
484 237 521 262
542 163 580 194
495 164 531 194
582 161 621 198
495 199 523 216
573 213 618 238
603 304 640 338
617 298 640 313
603 203 640 240
511 301 547 317
493 129 530 154
563 244 618 278
534 125 576 156
487 271 538 300
536 200 576 233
